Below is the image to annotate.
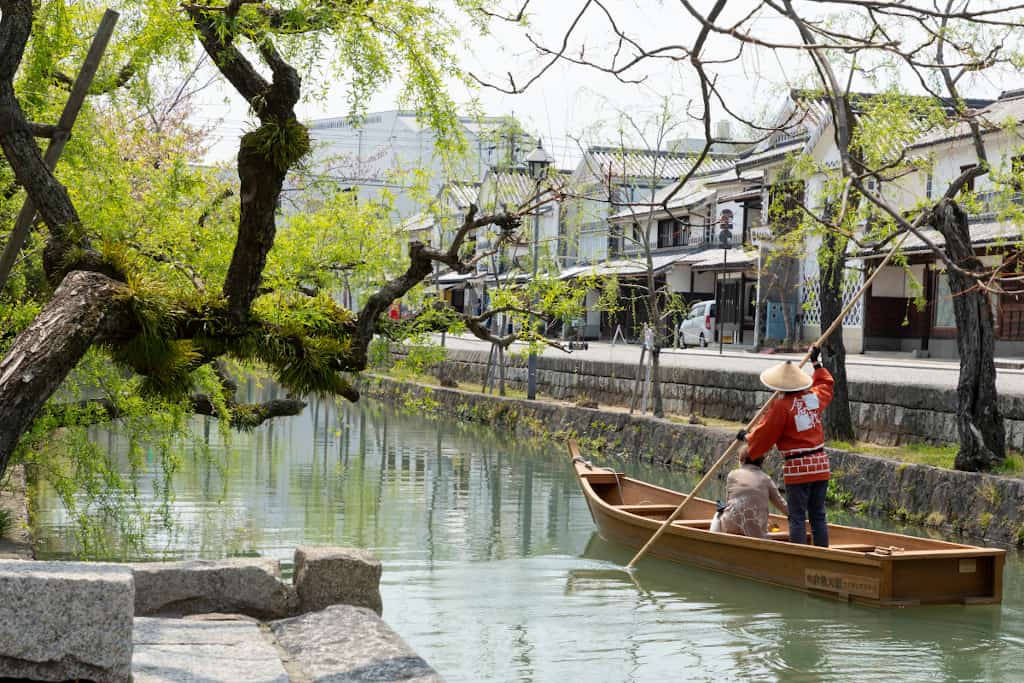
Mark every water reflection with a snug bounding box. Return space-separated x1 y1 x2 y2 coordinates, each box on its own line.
31 396 1024 682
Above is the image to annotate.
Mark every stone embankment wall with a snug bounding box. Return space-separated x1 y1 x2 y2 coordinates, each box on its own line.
401 347 1024 450
366 375 1024 546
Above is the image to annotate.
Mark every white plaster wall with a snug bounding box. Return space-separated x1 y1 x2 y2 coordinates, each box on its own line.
801 324 865 353
802 233 822 280
579 232 608 263
667 264 690 292
872 264 926 297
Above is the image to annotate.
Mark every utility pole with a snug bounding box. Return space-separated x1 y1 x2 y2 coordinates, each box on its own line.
525 139 552 400
718 227 732 356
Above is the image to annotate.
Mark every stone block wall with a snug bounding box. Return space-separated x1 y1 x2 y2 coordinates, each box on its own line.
365 375 1024 545
396 347 1024 450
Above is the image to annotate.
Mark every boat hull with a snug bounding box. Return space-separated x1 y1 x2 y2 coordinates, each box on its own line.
573 458 1004 607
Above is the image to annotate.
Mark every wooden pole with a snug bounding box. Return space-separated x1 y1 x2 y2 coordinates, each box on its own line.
626 232 910 569
0 9 120 291
497 343 506 396
482 343 495 394
629 344 647 414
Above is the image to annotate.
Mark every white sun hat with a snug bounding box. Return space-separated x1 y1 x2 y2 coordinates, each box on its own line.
759 360 813 392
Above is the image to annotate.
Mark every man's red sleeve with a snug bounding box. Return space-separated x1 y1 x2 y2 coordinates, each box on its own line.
811 366 834 410
746 401 786 459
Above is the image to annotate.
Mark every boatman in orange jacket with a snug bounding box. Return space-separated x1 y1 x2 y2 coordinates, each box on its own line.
736 347 834 547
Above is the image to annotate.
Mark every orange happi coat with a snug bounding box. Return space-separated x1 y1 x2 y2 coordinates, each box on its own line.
746 367 835 485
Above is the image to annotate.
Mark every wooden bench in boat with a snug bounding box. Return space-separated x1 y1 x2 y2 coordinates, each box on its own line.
831 543 882 553
617 504 681 515
579 471 625 485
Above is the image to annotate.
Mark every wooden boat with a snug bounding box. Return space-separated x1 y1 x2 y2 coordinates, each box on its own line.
571 453 1005 607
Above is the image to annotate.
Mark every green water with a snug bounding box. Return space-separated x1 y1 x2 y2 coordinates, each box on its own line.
32 398 1024 682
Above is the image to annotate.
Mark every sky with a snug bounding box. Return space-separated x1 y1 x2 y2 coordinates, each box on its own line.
191 1 1020 169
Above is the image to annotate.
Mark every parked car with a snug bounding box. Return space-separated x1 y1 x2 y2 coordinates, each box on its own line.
679 300 716 347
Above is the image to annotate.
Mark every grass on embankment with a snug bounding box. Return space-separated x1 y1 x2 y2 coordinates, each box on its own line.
373 367 1024 475
828 440 1024 475
668 414 1024 475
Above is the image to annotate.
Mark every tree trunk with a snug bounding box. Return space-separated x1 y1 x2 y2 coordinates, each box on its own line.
931 199 1005 471
818 232 856 441
0 270 130 473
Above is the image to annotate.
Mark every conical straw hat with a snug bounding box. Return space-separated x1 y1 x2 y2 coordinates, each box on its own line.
759 360 812 392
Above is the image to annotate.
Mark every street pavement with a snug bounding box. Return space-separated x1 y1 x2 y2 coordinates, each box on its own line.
434 334 1024 396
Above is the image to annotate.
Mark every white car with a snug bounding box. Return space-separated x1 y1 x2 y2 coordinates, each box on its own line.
679 300 716 347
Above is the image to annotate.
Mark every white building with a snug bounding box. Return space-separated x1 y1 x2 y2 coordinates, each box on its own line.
738 88 1024 358
307 110 534 220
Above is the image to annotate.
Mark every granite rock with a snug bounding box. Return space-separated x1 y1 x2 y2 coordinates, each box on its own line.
133 616 289 682
293 546 382 615
0 560 134 682
270 605 443 682
132 557 298 619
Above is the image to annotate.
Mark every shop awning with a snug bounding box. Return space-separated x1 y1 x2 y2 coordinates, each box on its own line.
679 247 758 269
559 252 684 280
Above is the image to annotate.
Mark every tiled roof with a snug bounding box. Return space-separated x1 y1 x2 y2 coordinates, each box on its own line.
607 183 716 222
910 93 1024 149
559 252 684 279
478 170 536 209
401 211 434 233
734 140 805 172
679 247 757 269
576 147 736 183
439 181 479 208
857 220 1023 257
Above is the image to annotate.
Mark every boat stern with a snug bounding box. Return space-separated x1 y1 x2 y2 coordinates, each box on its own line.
876 549 1005 606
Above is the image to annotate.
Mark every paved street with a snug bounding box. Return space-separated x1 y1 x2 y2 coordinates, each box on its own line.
434 334 1024 396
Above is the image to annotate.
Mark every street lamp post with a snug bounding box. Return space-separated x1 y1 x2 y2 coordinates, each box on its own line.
718 227 732 356
525 138 553 400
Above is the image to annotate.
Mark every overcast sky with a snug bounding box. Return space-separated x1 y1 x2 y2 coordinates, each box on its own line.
193 1 1019 168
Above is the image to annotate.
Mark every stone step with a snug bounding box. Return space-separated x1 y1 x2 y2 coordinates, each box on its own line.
133 616 289 683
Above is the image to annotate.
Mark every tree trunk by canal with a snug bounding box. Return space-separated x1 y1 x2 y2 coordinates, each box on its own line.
931 199 1005 471
818 231 856 441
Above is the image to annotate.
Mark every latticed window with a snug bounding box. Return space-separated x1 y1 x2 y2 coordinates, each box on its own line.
998 281 1024 340
802 271 864 328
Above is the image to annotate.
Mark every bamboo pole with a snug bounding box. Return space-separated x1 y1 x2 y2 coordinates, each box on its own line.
626 232 911 569
629 343 647 414
0 10 120 290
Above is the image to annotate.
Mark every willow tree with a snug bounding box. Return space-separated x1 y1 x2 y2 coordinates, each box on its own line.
0 0 529 482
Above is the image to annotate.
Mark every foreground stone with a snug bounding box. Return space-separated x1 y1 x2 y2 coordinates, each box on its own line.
133 616 289 682
270 605 443 682
0 560 133 682
132 557 298 619
293 546 382 615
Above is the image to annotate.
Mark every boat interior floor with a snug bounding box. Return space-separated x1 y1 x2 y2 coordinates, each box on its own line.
616 508 893 552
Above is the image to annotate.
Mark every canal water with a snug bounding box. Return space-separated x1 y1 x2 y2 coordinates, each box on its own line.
33 398 1024 682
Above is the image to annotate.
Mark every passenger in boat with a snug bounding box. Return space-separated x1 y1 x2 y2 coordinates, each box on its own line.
736 347 834 547
718 450 788 538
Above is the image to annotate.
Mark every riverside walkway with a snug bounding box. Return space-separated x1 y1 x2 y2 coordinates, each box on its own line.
435 334 1024 395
